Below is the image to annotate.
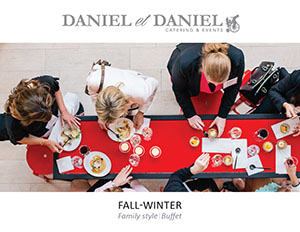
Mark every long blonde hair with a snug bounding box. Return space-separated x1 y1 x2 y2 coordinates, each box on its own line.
95 84 129 124
5 79 53 126
201 43 231 84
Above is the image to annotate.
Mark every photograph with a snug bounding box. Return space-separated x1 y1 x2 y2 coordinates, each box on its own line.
0 43 299 193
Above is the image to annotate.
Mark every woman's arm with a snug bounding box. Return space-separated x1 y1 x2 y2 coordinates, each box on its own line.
18 135 63 153
55 90 80 129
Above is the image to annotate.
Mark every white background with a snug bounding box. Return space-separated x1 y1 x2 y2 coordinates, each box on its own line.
1 0 300 231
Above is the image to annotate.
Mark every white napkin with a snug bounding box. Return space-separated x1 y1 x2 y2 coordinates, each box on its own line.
56 156 74 173
231 139 247 169
202 138 232 153
271 117 300 140
135 117 151 135
246 155 264 176
275 145 291 174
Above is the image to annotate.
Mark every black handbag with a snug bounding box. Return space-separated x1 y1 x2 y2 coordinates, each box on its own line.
239 61 280 105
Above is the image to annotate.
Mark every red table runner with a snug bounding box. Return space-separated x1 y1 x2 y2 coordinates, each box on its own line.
56 116 300 177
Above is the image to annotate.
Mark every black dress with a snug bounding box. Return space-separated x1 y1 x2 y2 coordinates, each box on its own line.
167 43 245 119
0 76 60 145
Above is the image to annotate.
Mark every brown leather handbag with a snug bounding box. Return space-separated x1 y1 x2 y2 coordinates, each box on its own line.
85 59 111 95
239 61 280 105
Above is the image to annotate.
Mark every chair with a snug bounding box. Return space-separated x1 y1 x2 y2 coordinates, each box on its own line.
26 145 53 182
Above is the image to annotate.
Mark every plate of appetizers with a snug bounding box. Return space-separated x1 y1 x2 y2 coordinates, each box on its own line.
84 151 111 177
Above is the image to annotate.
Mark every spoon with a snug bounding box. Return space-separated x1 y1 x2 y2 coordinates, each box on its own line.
249 164 271 170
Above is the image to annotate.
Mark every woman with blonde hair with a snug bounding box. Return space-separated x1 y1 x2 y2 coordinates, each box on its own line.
86 61 158 129
0 76 82 152
167 43 245 136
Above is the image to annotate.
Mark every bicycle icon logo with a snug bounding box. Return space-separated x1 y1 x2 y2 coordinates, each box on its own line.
226 15 240 33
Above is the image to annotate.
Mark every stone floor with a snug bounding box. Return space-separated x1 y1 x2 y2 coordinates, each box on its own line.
0 43 299 191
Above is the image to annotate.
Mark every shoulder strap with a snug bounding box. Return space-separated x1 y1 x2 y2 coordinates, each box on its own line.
85 59 111 96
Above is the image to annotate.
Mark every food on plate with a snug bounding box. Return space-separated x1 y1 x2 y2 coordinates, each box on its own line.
90 155 106 174
189 136 200 147
280 123 290 133
60 127 81 145
263 141 274 152
223 155 233 166
115 120 131 139
208 128 218 138
277 139 287 149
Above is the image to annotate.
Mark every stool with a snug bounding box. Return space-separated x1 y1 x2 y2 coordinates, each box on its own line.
26 145 54 182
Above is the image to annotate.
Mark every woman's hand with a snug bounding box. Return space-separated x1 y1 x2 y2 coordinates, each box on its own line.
44 139 63 153
61 111 81 130
285 161 299 186
113 165 133 187
97 119 108 130
190 153 210 175
187 115 205 130
283 102 297 119
293 123 300 137
209 116 226 137
133 111 144 130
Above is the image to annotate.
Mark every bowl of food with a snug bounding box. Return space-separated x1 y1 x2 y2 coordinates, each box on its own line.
208 128 218 138
189 136 200 147
149 146 162 158
263 141 274 152
133 145 145 157
119 141 131 153
223 155 233 166
280 123 290 134
277 139 287 149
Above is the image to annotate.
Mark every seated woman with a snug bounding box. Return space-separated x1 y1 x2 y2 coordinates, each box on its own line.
254 69 300 136
164 153 245 192
71 165 148 192
86 60 159 130
0 76 82 153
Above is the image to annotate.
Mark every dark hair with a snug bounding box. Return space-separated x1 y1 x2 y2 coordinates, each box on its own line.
5 79 53 126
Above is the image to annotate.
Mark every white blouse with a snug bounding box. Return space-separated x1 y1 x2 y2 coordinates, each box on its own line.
86 64 159 113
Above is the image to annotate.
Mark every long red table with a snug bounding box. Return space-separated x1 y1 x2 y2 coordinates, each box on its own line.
53 114 300 180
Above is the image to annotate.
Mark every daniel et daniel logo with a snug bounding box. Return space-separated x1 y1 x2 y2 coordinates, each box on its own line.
62 14 240 33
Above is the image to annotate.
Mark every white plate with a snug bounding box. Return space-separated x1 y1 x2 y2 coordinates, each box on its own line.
57 127 82 152
107 118 135 142
84 151 112 177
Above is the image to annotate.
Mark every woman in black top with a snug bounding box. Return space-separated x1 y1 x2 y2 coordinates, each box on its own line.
164 153 245 192
0 75 81 152
268 69 300 137
167 43 245 136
